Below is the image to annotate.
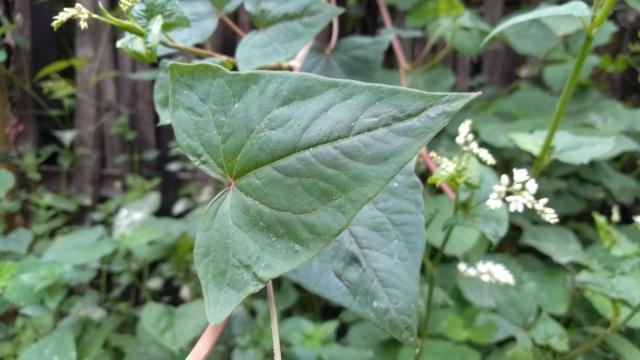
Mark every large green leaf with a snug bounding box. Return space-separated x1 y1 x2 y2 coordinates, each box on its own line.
42 226 117 265
140 300 208 352
288 164 424 344
19 326 76 360
302 35 391 81
482 1 591 45
168 63 475 323
236 0 343 70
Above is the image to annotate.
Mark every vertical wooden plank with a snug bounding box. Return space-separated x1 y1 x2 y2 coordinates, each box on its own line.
133 62 157 175
13 0 37 154
455 54 472 91
482 0 506 87
97 17 130 196
71 0 100 205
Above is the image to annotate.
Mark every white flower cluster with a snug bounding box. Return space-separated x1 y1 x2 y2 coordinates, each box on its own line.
52 4 92 30
455 119 496 166
486 168 559 224
120 0 139 13
633 215 640 229
457 260 515 286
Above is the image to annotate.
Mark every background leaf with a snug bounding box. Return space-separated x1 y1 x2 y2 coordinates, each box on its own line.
236 0 343 70
140 300 208 352
483 1 591 45
42 226 116 265
303 35 391 81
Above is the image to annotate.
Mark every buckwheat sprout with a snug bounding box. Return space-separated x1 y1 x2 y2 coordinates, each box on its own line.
429 151 457 177
486 168 559 224
455 119 496 166
51 4 92 31
120 0 139 13
457 260 515 286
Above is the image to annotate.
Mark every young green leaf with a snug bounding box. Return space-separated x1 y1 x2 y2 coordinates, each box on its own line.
236 0 343 70
288 164 424 345
130 0 191 32
482 1 592 46
158 0 219 56
168 63 476 323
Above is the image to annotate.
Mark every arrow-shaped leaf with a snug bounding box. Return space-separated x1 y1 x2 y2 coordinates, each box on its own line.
168 63 476 323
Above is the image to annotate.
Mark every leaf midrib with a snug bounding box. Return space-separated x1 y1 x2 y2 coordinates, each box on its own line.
233 98 446 182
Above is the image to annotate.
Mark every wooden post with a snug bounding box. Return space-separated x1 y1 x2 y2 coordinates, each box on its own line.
71 0 101 206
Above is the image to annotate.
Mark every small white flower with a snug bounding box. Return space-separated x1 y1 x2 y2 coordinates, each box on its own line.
179 285 193 301
633 215 640 229
486 193 503 210
507 198 525 213
512 168 530 183
52 4 92 30
525 178 538 195
145 277 164 291
457 260 515 286
611 205 621 224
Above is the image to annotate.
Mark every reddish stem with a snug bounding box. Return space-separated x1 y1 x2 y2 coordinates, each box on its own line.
420 149 456 201
377 0 455 200
220 15 246 38
186 319 229 360
325 0 339 55
376 0 408 87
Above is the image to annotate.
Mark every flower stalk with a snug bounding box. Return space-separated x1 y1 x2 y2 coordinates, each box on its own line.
532 0 617 175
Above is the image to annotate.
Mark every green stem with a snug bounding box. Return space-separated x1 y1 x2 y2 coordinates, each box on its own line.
531 33 593 176
94 6 236 64
416 206 457 359
532 0 617 176
560 301 639 360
